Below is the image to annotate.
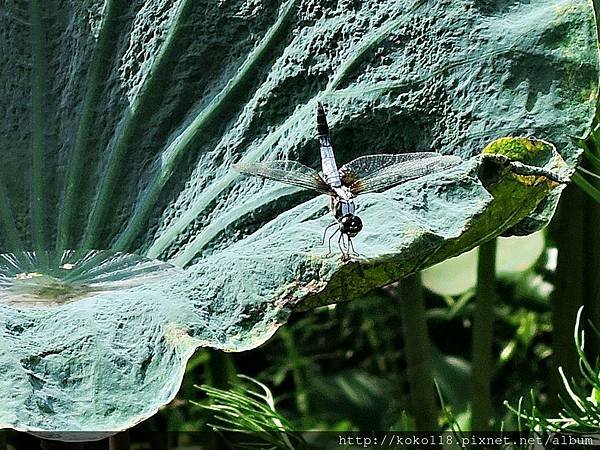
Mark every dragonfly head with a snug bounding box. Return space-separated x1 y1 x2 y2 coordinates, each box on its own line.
340 214 363 237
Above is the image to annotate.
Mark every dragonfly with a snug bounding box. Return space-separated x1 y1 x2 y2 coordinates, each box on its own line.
234 103 463 259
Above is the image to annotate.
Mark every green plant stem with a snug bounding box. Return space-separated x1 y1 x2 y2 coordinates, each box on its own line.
202 352 236 450
579 135 600 358
583 194 600 357
471 239 497 431
550 186 585 408
279 326 310 416
109 431 130 450
205 350 237 389
393 273 438 431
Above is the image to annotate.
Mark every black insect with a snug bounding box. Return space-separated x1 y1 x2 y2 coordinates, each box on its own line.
234 103 462 259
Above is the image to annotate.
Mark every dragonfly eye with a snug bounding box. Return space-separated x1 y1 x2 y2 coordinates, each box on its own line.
340 214 363 237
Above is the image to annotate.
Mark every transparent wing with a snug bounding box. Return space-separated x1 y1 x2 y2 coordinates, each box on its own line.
339 153 443 181
339 153 462 195
233 160 331 193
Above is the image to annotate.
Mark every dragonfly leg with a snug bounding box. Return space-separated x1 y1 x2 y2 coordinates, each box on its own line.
321 222 338 245
327 228 339 255
337 233 345 259
339 233 354 260
347 237 360 257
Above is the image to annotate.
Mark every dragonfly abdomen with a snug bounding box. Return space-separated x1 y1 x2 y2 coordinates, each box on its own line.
320 136 342 187
316 103 329 137
317 103 342 188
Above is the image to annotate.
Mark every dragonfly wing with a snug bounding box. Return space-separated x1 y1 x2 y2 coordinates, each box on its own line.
233 160 331 193
339 153 443 183
339 153 462 195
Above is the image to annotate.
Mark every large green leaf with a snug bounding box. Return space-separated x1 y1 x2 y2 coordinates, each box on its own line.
0 0 597 437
